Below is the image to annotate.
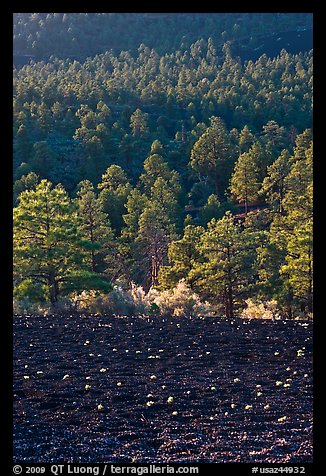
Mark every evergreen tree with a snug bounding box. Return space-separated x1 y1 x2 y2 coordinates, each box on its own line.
13 180 79 305
199 194 223 225
130 108 149 138
149 176 183 231
229 150 261 213
136 202 177 290
260 149 291 214
13 172 39 204
281 142 313 313
190 116 235 199
139 153 181 199
14 180 111 307
76 180 115 273
238 125 255 153
256 140 313 317
15 124 33 164
262 120 286 158
159 224 205 289
190 212 258 318
98 165 132 234
31 141 56 178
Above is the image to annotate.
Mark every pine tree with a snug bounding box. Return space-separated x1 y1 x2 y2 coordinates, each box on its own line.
139 153 181 199
31 141 56 178
13 172 39 205
14 180 83 306
190 116 235 199
136 202 177 290
98 165 132 234
238 125 255 153
76 180 115 274
130 108 149 137
158 224 205 289
230 150 261 213
281 142 313 313
150 176 183 231
118 188 149 284
262 120 286 158
15 124 33 164
260 149 291 214
257 140 313 317
190 212 258 318
199 194 222 225
14 180 111 307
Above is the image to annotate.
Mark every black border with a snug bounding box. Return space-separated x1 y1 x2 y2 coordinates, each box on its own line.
4 2 321 475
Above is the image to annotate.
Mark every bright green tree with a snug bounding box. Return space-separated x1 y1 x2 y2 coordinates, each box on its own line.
199 194 223 225
238 124 255 153
98 165 132 234
229 150 261 213
281 142 313 313
256 140 313 317
130 108 149 137
139 153 181 198
13 172 39 204
150 176 183 231
13 181 78 306
190 116 235 199
190 212 258 318
76 180 115 273
260 149 291 214
158 224 205 290
14 180 111 307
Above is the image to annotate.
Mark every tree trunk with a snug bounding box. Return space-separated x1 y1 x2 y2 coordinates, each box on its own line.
227 285 234 319
151 254 159 287
48 273 58 307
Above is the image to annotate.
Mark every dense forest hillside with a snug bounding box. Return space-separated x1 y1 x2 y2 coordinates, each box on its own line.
14 13 311 61
13 13 313 319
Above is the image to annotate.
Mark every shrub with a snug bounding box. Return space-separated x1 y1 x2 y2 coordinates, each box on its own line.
13 296 72 316
14 280 216 317
70 283 150 316
240 299 281 320
147 280 215 317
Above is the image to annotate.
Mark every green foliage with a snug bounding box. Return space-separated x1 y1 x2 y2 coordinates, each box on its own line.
12 14 313 317
260 149 292 213
198 194 223 225
136 201 178 289
159 224 205 289
13 179 112 306
14 13 311 61
130 109 149 138
229 149 261 212
76 179 115 273
61 270 112 295
14 180 81 305
14 278 48 303
98 165 132 234
190 116 236 198
190 212 260 318
13 171 39 204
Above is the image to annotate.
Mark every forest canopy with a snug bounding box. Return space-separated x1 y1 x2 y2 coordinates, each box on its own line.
13 13 313 319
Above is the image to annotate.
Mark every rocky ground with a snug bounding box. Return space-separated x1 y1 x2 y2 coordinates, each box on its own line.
13 314 313 463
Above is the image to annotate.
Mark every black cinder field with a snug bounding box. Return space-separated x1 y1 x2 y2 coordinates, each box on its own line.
13 315 312 463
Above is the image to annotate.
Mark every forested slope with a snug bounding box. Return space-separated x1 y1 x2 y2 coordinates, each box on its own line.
14 13 311 61
13 13 313 319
